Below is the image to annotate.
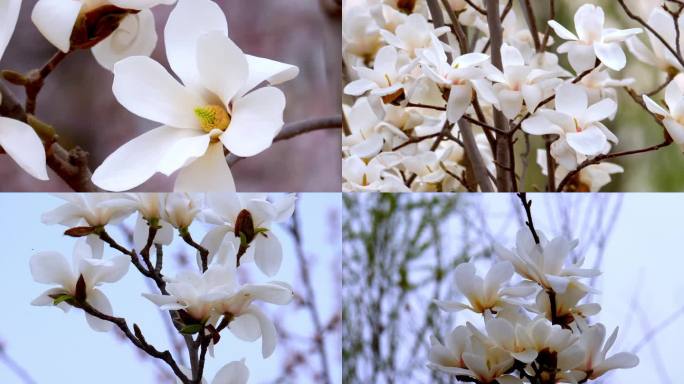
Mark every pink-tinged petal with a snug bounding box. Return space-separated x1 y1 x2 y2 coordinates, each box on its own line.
583 98 617 123
196 32 248 104
85 289 114 332
663 118 684 143
567 43 596 73
0 0 21 58
164 0 228 86
211 360 249 384
548 20 579 41
0 117 49 180
220 87 285 157
31 0 81 52
521 116 563 136
447 84 471 123
92 126 208 191
240 55 299 96
575 4 604 43
253 233 283 277
642 95 669 117
91 10 158 71
113 56 204 129
555 83 588 117
565 126 606 156
594 42 626 70
174 143 236 192
30 251 74 287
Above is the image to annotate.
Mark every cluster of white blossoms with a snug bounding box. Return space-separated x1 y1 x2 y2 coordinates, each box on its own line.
30 193 297 384
0 0 298 191
342 0 684 192
429 228 638 383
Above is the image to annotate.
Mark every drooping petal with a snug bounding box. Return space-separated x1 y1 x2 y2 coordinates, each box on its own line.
174 142 236 192
594 42 626 71
665 79 684 112
247 306 278 358
642 95 669 117
91 10 158 71
0 0 21 58
253 233 282 277
92 126 208 191
211 360 250 384
446 84 471 123
521 116 564 136
112 56 203 129
164 0 228 86
230 313 261 341
548 20 579 41
0 117 49 180
592 352 639 378
220 87 285 157
196 31 248 105
85 289 114 332
31 0 82 52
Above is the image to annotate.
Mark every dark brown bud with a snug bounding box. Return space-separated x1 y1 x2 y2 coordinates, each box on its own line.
397 0 417 13
70 6 140 50
74 275 87 302
234 209 255 243
64 226 97 238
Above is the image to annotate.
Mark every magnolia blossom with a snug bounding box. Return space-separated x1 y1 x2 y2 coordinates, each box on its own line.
534 280 601 322
522 83 618 170
143 262 293 358
537 149 624 192
344 45 416 101
342 154 409 192
495 228 599 294
200 193 295 277
435 261 535 314
104 193 175 250
162 193 205 230
571 322 639 380
31 0 175 68
30 241 129 332
0 0 49 181
380 13 449 58
92 0 299 192
627 8 684 73
548 4 641 72
643 74 684 151
177 360 249 384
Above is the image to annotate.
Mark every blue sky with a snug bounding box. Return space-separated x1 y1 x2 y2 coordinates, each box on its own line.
0 193 341 384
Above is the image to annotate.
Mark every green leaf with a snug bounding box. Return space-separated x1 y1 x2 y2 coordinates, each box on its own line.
180 324 203 335
52 294 74 306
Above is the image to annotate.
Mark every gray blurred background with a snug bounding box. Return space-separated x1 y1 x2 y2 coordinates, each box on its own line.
0 0 341 192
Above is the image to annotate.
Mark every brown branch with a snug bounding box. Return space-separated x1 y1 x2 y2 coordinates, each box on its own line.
516 192 540 244
540 0 555 50
228 115 341 165
180 230 209 272
459 119 495 191
520 0 541 52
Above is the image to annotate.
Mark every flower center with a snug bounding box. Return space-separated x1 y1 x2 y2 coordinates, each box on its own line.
194 105 231 133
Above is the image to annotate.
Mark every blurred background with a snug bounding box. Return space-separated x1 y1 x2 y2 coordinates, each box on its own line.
0 193 341 383
343 193 684 383
0 0 341 192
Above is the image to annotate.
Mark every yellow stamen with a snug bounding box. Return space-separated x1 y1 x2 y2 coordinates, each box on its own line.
194 105 231 133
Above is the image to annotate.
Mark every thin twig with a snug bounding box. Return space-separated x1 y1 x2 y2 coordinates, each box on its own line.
516 193 540 244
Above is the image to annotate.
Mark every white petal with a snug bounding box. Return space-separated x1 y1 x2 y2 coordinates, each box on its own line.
174 142 236 192
92 126 208 191
567 43 596 73
455 52 490 68
626 36 656 65
240 55 299 96
95 254 130 283
110 0 176 8
212 360 250 384
584 98 617 123
642 95 669 117
498 89 523 119
272 194 296 223
248 306 278 358
31 0 81 52
575 4 604 43
112 56 203 129
253 233 282 277
230 313 261 341
500 44 524 67
663 118 684 143
665 79 684 111
30 251 73 287
85 289 114 332
240 282 293 305
522 116 563 136
447 84 471 123
565 126 607 156
593 352 639 377
142 292 186 310
0 0 21 58
594 42 626 71
548 20 579 41
434 299 470 312
91 10 158 71
196 31 248 104
521 84 543 112
220 87 285 157
555 83 588 117
0 117 49 180
602 28 642 43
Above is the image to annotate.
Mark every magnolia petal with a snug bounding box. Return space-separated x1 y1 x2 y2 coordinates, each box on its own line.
592 352 639 378
501 44 525 67
272 194 296 223
85 289 114 332
447 84 471 123
91 10 158 71
0 0 21 58
584 99 617 123
566 126 607 156
164 0 228 86
211 360 250 384
30 251 73 288
142 292 186 310
174 142 236 192
567 43 596 73
344 79 377 96
220 86 285 157
110 0 176 9
253 233 283 277
230 313 261 342
240 55 299 96
497 375 524 384
196 31 248 104
642 95 669 117
498 89 523 119
665 79 684 112
113 56 203 129
248 306 278 358
556 83 588 117
31 0 81 52
664 118 684 143
31 288 71 313
602 28 642 44
575 4 604 43
240 282 293 305
548 20 579 41
594 42 626 71
521 116 563 136
434 299 470 312
0 117 49 180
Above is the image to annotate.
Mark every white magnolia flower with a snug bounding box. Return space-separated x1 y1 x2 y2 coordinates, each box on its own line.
380 13 449 58
143 264 293 358
92 0 299 192
419 35 492 123
548 4 641 72
626 8 684 73
643 74 684 151
486 44 560 119
342 154 408 192
31 0 174 67
103 193 175 250
342 5 382 62
522 83 618 170
177 359 249 384
572 322 639 380
495 228 600 294
435 261 535 314
163 193 204 230
200 193 295 277
0 0 49 181
537 149 623 192
30 241 129 332
534 280 601 322
427 326 472 374
344 45 416 100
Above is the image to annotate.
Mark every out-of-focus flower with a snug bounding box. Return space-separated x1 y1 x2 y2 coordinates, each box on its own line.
177 359 249 384
537 149 624 192
643 74 684 151
627 8 684 74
